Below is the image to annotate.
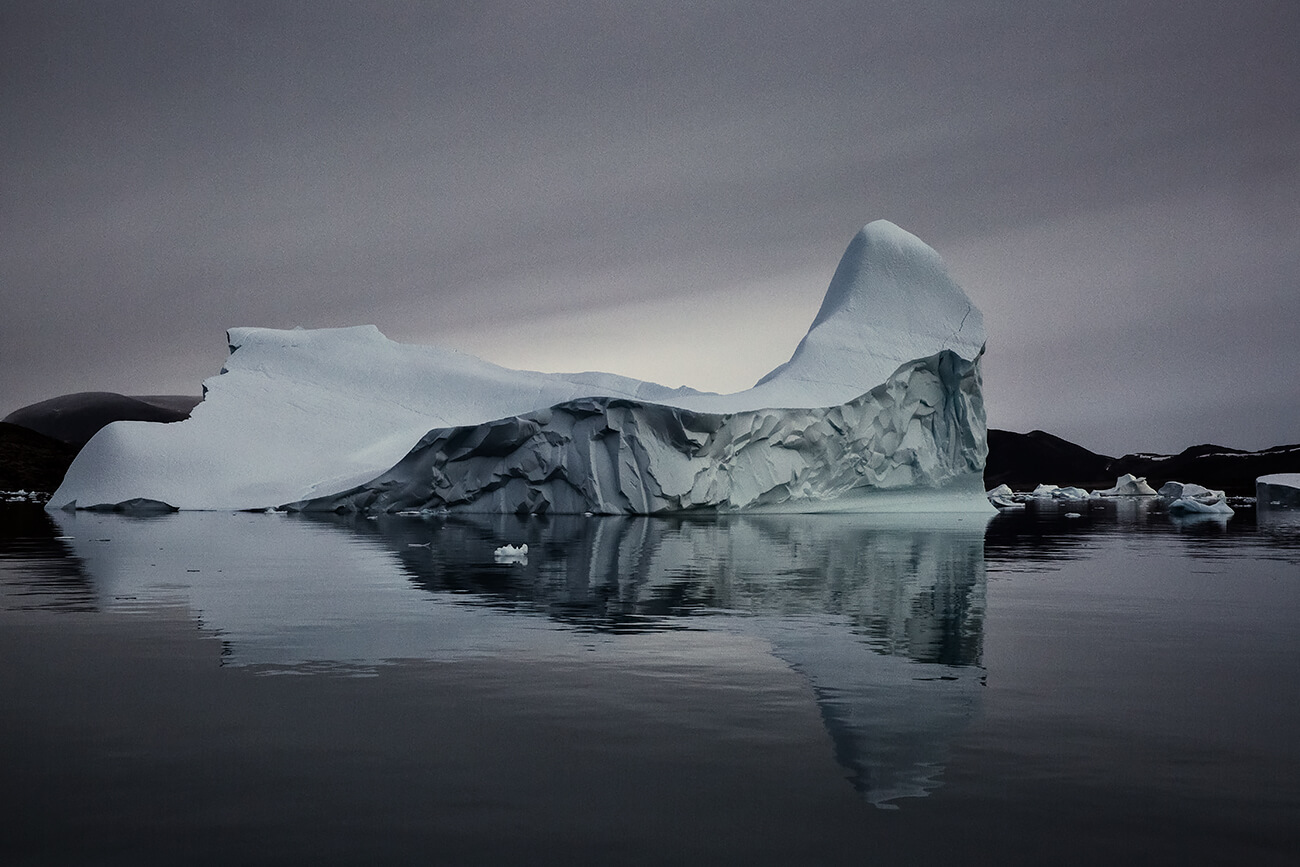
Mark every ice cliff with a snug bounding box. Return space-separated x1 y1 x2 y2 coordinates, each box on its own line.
51 220 992 514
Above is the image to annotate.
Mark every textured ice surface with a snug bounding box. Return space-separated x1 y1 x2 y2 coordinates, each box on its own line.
1158 481 1226 502
1168 496 1234 516
51 220 991 514
985 484 1020 509
1031 483 1089 500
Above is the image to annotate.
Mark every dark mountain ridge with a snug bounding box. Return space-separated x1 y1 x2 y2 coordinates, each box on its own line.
988 430 1300 497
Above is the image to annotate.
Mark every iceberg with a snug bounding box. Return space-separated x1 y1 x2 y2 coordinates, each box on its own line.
50 220 992 515
1158 480 1234 516
1030 483 1087 500
1157 481 1226 502
1256 473 1300 509
985 483 1021 509
1167 496 1234 516
1094 473 1158 497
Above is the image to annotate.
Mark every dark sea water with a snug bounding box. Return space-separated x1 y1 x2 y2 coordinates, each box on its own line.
1 498 1297 866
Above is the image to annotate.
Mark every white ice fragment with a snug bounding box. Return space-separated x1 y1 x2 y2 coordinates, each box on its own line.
493 544 528 564
985 484 1022 509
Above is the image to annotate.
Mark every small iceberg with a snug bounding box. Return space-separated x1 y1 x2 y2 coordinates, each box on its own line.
1030 484 1088 501
1093 474 1157 497
1159 480 1234 516
1167 497 1233 516
985 484 1022 509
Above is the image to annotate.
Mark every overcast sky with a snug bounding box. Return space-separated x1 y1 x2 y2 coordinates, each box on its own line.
3 0 1297 456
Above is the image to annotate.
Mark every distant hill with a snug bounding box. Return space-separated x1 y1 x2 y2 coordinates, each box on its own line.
1108 443 1300 497
985 430 1300 497
1 392 200 493
983 430 1116 492
3 392 200 448
0 422 78 493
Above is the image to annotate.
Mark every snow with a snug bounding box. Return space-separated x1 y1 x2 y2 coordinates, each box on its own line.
50 221 991 514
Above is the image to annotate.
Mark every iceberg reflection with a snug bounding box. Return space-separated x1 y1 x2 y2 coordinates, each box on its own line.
47 508 989 807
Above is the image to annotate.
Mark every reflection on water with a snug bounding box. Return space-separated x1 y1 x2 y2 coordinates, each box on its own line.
23 507 989 807
0 506 96 611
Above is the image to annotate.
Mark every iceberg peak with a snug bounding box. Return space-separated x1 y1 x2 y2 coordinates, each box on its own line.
751 221 984 406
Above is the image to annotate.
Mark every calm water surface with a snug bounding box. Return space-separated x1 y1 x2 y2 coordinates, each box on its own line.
1 499 1297 865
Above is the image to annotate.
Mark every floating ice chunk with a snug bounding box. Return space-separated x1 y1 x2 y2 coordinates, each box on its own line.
51 221 992 515
1167 496 1233 516
494 543 529 564
1095 474 1158 497
1158 481 1226 502
1029 483 1088 501
985 484 1022 509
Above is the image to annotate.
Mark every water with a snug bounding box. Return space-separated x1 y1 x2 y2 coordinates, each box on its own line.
1 499 1297 865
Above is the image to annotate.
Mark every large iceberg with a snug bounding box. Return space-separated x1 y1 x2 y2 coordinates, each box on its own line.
1257 473 1300 509
50 220 992 514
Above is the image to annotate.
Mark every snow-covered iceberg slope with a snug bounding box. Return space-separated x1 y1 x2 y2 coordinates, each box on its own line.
51 220 992 514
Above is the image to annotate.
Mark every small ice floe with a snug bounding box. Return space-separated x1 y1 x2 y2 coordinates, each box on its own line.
985 484 1023 509
1031 483 1088 501
494 543 528 564
1159 480 1234 516
1094 474 1158 497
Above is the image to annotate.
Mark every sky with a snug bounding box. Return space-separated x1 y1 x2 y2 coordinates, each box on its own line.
2 0 1297 457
